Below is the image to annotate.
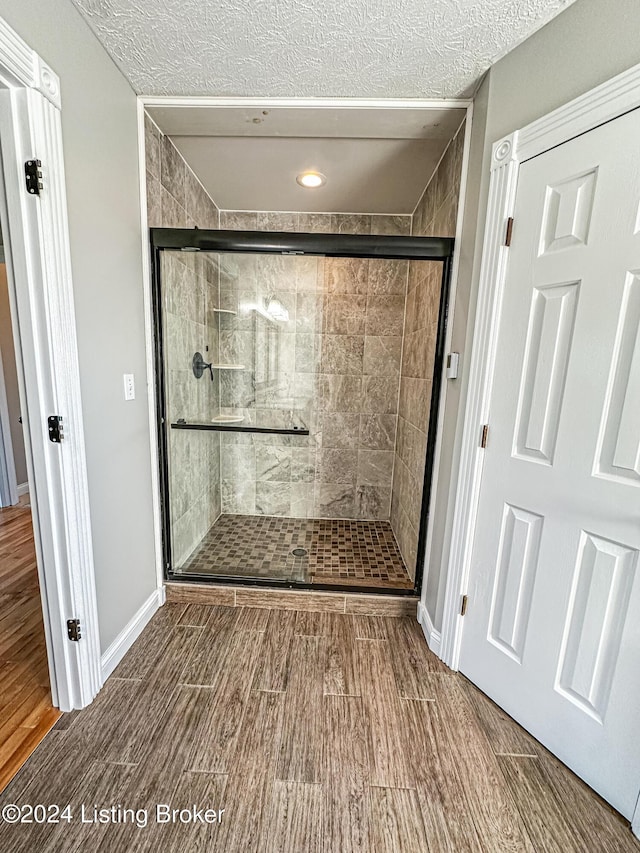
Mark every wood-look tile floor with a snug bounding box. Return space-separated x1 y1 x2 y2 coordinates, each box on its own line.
1 602 637 852
0 506 60 793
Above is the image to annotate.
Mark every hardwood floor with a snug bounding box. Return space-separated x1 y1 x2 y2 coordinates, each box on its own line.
0 505 60 792
0 601 637 852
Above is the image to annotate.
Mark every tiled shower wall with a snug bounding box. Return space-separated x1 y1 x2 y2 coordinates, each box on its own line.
145 113 223 565
217 211 412 521
391 121 466 577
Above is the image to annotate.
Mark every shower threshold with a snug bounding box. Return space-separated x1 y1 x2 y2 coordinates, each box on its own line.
171 515 416 594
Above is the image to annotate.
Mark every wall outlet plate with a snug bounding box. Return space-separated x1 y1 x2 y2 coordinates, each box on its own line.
446 352 460 379
123 373 135 400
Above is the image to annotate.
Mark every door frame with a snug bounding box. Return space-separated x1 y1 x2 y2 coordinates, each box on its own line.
440 60 640 682
137 94 473 597
0 341 19 506
0 16 102 710
441 63 640 833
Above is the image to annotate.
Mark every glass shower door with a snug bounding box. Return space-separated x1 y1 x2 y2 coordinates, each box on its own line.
158 240 435 593
162 249 323 581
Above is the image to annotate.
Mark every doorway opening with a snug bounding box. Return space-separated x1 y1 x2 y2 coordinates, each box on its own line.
0 224 60 787
142 99 470 598
152 228 453 595
0 15 103 761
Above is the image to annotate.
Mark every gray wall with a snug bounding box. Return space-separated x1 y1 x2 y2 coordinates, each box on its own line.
426 0 640 630
487 0 640 140
0 0 157 651
0 264 27 486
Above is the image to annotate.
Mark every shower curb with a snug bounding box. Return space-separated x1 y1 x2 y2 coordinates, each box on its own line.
165 582 419 617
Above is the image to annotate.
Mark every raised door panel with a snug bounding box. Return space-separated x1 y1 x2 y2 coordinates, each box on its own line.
539 169 598 255
596 271 640 485
513 281 580 465
556 532 638 723
488 505 543 664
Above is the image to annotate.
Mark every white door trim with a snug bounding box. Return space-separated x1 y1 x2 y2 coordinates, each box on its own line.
140 96 473 110
0 343 18 506
0 15 102 710
441 60 640 675
418 106 473 646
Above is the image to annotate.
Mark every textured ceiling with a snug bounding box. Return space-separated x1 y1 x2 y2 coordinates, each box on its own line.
71 0 576 98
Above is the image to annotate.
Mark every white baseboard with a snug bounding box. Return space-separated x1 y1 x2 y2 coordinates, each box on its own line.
101 587 162 681
632 797 640 840
417 600 442 659
17 482 29 496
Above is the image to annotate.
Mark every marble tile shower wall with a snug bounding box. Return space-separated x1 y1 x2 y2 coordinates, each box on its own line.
145 112 223 566
217 211 412 522
391 121 466 579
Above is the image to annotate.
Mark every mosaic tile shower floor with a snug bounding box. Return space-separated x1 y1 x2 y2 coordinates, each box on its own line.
176 514 414 590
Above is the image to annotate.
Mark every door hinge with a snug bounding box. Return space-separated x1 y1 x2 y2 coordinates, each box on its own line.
505 217 514 246
460 595 468 616
25 159 43 195
47 415 64 443
480 424 489 448
67 618 82 641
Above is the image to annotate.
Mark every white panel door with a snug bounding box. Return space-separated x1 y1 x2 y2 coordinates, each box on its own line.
460 107 640 819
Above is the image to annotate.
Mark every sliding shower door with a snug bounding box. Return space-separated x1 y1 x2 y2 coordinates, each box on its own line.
155 231 451 593
162 249 323 582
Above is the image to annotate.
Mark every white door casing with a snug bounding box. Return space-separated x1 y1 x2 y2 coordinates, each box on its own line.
443 63 640 677
442 62 640 832
0 18 102 710
0 342 19 506
459 106 640 818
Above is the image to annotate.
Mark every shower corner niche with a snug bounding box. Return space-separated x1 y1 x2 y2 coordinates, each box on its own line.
212 364 246 370
211 413 244 424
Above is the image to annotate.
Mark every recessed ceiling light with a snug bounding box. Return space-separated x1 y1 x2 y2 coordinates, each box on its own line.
296 171 326 189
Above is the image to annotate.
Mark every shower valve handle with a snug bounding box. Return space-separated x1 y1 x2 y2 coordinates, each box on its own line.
192 352 214 380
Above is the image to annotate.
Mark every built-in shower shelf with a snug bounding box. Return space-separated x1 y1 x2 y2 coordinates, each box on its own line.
211 414 244 424
213 308 237 315
211 363 245 370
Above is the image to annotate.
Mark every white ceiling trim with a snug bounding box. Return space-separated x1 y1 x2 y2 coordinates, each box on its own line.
139 96 473 109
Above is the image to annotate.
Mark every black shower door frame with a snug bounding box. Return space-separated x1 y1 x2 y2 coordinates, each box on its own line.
150 227 454 597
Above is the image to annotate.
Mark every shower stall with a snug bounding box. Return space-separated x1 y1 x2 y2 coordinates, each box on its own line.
152 227 453 594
